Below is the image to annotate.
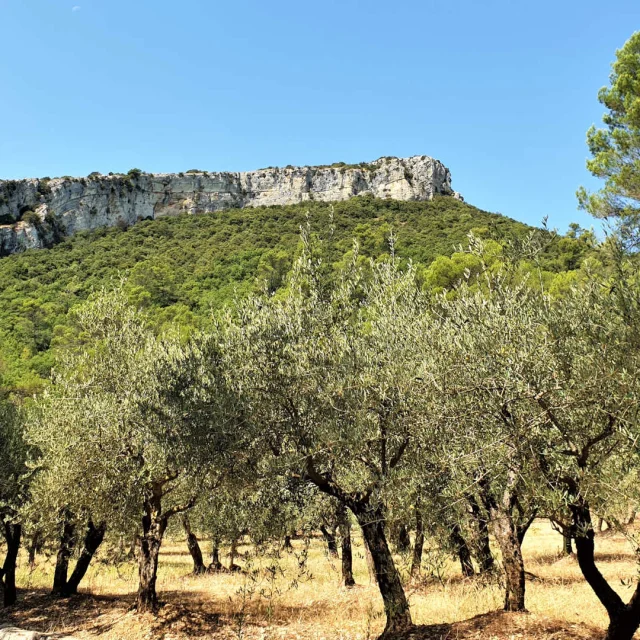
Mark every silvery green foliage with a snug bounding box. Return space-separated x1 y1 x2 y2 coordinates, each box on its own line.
27 286 239 536
0 397 29 524
217 240 437 510
430 258 640 525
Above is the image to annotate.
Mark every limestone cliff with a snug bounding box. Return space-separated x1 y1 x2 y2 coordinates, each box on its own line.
0 155 460 256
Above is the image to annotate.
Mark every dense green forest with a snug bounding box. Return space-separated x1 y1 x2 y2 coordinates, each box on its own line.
0 194 594 394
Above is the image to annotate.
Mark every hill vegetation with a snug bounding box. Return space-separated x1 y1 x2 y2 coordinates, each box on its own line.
0 195 593 394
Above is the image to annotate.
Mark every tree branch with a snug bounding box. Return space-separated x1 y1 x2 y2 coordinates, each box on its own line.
389 436 410 470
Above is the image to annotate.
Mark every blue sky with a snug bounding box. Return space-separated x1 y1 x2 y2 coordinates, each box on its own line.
1 1 639 232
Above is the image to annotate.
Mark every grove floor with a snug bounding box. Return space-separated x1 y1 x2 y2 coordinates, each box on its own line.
1 520 634 639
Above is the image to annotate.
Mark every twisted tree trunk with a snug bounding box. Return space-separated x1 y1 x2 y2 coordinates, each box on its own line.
137 503 167 613
467 493 494 573
1 522 21 607
182 515 206 575
450 522 475 577
354 504 412 635
479 474 526 611
571 500 640 640
337 504 355 587
64 520 106 596
305 457 413 635
52 516 76 597
320 525 339 558
410 507 424 580
493 510 526 610
51 517 106 598
135 476 195 612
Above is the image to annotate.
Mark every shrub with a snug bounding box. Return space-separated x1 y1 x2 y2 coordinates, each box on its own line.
21 211 40 225
37 179 52 197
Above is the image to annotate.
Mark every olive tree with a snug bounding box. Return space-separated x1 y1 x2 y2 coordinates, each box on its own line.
218 248 439 635
530 268 640 640
427 273 547 612
29 287 240 611
0 394 30 607
434 251 640 639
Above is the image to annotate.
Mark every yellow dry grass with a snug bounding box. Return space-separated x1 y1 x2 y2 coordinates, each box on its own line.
1 520 636 639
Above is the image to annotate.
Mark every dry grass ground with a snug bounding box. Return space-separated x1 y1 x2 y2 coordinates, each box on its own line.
1 520 636 640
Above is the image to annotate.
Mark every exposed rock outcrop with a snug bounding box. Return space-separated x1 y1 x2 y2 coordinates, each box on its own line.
0 625 76 640
0 156 461 256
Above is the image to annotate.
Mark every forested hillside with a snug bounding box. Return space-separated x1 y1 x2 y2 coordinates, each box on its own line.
0 195 593 393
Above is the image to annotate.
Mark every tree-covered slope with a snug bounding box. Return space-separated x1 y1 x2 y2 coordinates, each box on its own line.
0 195 590 393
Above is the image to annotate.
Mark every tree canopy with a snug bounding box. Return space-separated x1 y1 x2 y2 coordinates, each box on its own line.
578 31 640 246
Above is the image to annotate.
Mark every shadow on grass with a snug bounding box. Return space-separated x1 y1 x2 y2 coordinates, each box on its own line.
386 610 600 640
1 590 602 640
0 589 133 636
0 584 336 637
529 549 636 569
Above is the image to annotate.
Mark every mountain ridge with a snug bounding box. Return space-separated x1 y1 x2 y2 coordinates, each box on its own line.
0 155 461 256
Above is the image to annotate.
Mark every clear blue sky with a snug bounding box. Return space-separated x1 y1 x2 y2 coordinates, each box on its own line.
1 1 639 232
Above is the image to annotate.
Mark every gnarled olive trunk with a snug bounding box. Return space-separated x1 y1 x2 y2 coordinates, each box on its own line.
1 522 21 607
52 516 76 597
354 505 413 635
337 504 355 587
64 520 106 596
492 509 526 610
320 525 339 558
27 530 43 568
305 458 412 635
182 515 206 575
209 541 224 572
137 494 169 613
410 507 424 580
467 494 494 573
398 524 411 553
450 522 475 577
571 500 640 640
479 474 526 611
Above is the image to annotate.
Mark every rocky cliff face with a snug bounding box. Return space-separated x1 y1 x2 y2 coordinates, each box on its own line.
0 155 460 256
